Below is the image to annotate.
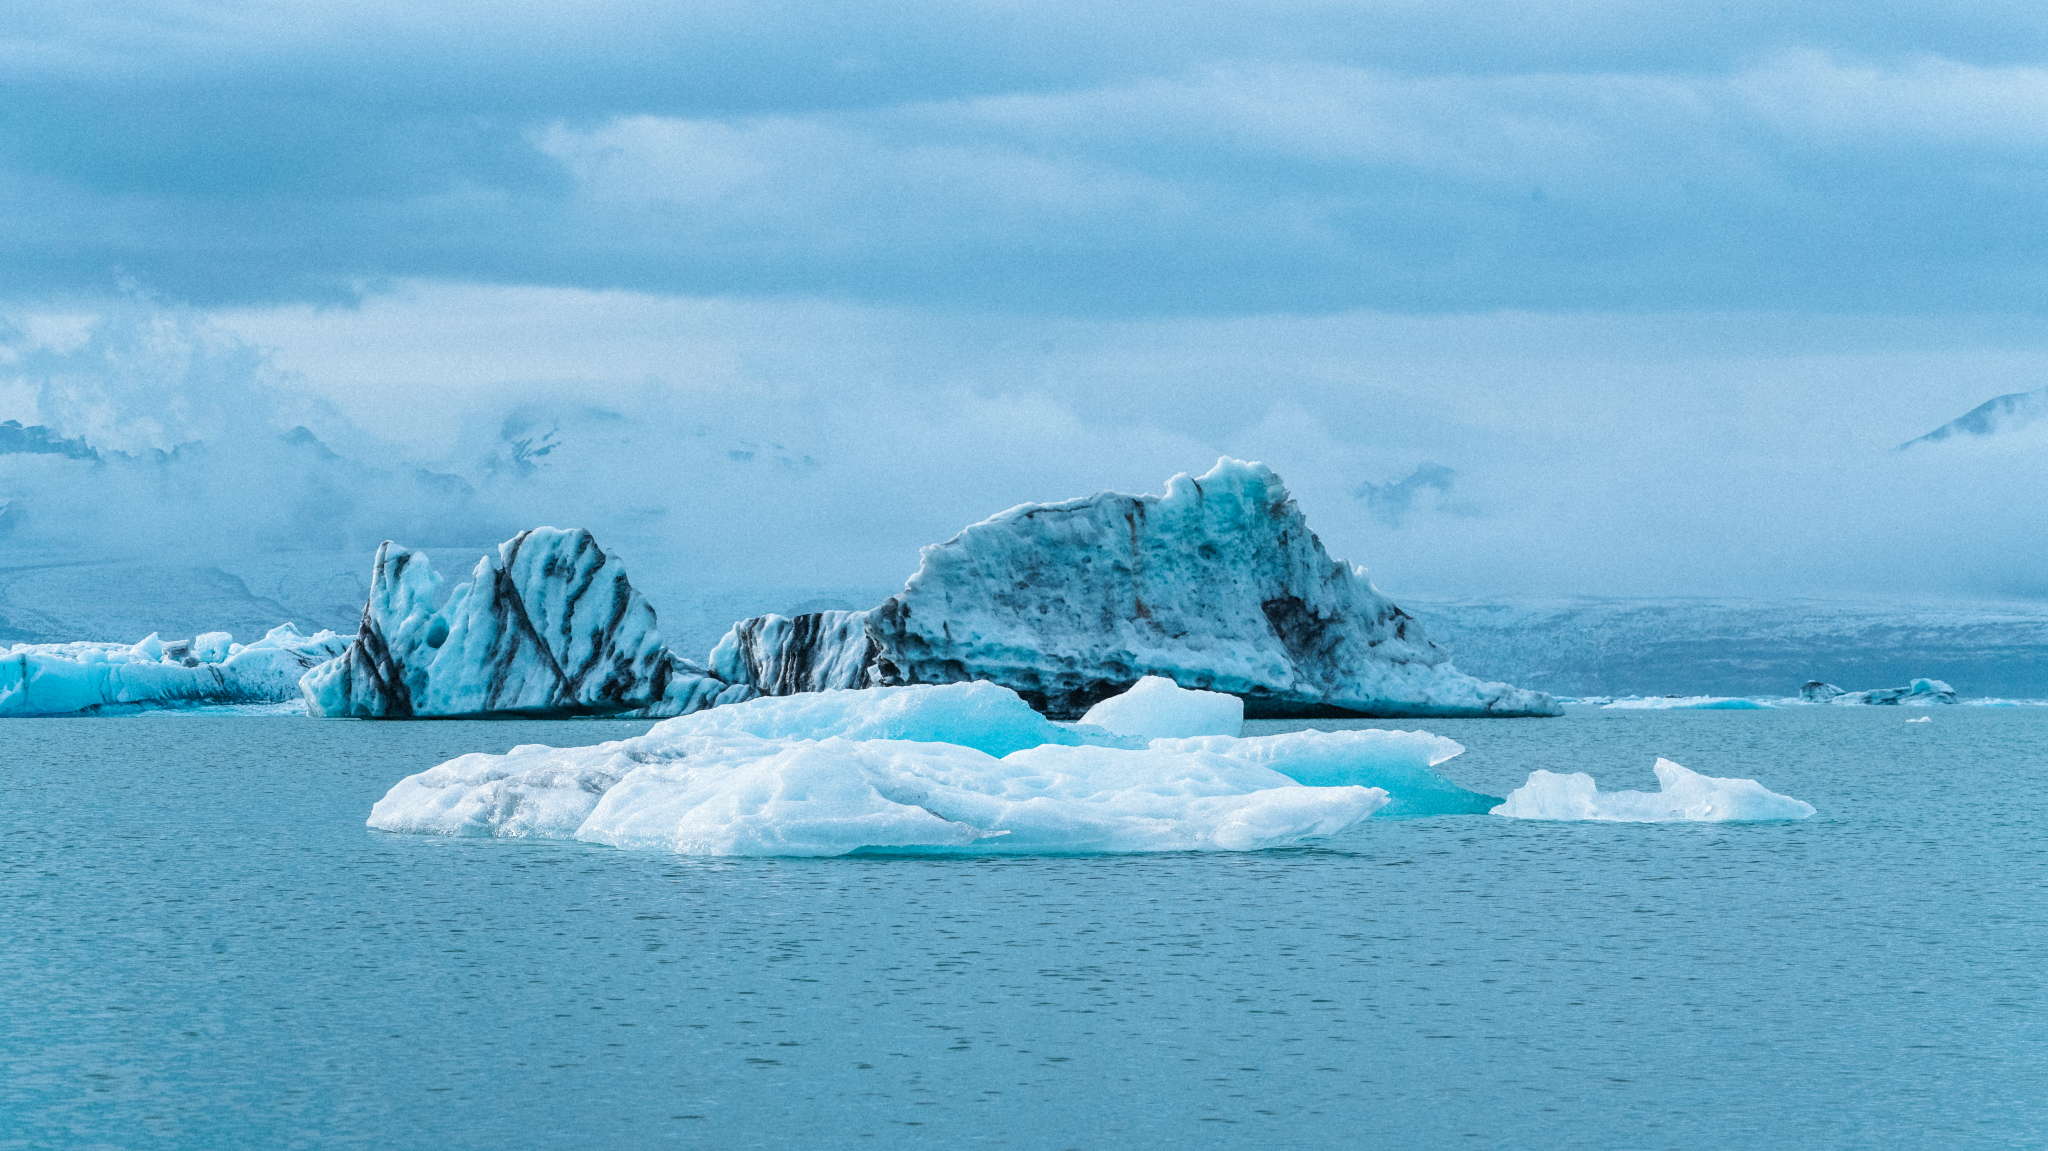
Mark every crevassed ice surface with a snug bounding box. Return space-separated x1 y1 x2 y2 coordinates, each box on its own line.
365 682 1503 852
1079 674 1244 738
1 623 346 717
1491 757 1816 822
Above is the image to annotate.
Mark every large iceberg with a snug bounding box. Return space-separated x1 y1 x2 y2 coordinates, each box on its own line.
367 680 1502 855
1491 758 1816 822
1 623 347 716
710 459 1558 720
302 528 728 718
1796 677 1957 706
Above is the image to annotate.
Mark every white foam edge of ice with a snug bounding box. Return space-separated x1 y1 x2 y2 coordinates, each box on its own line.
1490 758 1815 822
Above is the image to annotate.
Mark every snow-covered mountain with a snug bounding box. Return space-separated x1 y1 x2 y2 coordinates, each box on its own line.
1898 384 2048 450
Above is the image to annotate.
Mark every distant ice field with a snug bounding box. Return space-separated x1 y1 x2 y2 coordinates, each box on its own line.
4 707 2041 1149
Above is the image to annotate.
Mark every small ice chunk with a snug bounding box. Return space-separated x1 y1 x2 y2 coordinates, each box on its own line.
191 632 234 663
1491 758 1815 822
1907 716 1932 723
1080 676 1244 739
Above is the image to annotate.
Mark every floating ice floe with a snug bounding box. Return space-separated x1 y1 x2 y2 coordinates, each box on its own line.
303 528 735 719
1907 716 1932 723
1 623 347 717
367 679 1500 855
708 458 1559 720
1601 696 1773 710
1491 758 1815 822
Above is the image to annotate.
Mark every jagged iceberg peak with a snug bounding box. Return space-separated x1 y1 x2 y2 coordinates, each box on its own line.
303 527 723 718
859 457 1558 719
1799 680 1845 703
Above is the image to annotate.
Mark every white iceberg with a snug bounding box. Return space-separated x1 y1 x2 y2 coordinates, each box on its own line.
709 459 1557 720
1079 675 1243 739
1490 758 1816 822
302 528 727 718
0 623 347 717
367 681 1502 854
1601 696 1773 710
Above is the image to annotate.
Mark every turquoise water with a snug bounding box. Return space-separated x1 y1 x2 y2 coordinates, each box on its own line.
5 707 2043 1149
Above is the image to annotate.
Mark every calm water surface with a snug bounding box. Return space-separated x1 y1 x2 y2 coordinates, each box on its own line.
4 707 2043 1149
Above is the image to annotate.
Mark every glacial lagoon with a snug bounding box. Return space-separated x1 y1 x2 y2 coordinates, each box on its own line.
5 706 2042 1149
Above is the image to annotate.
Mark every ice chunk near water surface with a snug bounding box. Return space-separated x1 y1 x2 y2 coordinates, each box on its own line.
1491 759 1815 822
1 623 347 716
302 528 728 718
1601 696 1772 710
1078 675 1243 738
368 681 1502 854
708 459 1559 720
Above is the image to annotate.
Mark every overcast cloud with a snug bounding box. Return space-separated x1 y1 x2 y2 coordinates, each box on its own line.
2 2 2046 618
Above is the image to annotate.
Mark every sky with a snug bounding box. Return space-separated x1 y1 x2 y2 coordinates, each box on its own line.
3 1 2048 609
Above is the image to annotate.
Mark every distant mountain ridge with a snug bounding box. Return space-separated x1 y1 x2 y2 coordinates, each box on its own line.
1409 596 2048 699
